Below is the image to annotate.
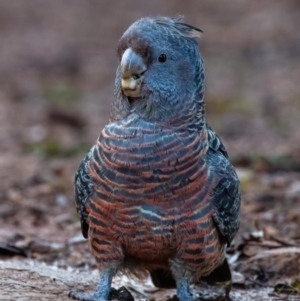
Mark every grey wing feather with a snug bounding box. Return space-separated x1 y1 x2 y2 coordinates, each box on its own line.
206 123 228 158
74 146 94 238
206 123 241 246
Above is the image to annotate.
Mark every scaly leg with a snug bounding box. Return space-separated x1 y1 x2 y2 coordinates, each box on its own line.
175 277 196 301
170 262 196 301
69 268 115 301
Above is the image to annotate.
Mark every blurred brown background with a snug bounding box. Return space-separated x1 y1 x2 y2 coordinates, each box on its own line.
0 1 300 300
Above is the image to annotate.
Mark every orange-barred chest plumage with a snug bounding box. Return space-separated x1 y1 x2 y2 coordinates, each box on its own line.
86 115 220 265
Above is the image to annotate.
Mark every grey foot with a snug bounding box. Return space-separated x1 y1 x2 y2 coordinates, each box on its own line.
68 287 134 301
68 290 105 301
177 291 197 301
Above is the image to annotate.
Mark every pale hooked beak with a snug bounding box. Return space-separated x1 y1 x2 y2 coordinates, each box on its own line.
120 48 146 98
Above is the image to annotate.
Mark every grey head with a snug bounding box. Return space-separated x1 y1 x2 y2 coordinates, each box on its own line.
111 15 205 126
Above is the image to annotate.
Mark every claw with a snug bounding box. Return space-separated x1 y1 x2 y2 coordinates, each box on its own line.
68 290 99 301
68 287 134 301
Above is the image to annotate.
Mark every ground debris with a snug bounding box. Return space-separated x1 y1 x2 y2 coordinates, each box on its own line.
109 287 135 301
236 247 300 288
0 242 27 257
274 279 300 295
1 260 299 301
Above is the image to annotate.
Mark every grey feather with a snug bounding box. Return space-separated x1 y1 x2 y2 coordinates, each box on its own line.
206 124 241 245
74 146 94 238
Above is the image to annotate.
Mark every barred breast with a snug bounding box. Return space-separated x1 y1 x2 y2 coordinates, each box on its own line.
86 114 221 273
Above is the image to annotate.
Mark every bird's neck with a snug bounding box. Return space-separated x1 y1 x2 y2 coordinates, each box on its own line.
109 99 207 133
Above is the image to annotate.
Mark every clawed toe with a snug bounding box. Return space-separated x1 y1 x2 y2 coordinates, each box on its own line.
68 290 99 301
68 287 134 301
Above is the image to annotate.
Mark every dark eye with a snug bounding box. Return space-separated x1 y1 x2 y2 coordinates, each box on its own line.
158 54 167 63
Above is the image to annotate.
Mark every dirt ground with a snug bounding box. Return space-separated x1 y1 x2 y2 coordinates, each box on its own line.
0 1 300 300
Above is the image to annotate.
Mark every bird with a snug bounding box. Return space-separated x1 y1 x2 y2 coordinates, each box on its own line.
69 15 241 301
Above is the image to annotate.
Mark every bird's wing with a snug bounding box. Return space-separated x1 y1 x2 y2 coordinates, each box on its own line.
74 146 95 238
206 123 228 158
206 123 241 246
